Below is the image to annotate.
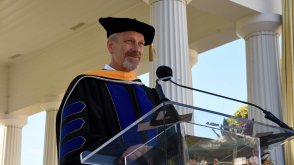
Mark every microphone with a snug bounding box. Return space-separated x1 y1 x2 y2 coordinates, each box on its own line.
156 66 172 81
155 66 172 103
156 65 293 130
150 66 179 126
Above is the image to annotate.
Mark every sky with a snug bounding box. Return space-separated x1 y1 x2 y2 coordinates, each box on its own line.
192 39 247 115
20 38 247 165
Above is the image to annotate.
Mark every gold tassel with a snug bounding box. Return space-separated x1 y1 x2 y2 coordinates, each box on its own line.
149 44 155 61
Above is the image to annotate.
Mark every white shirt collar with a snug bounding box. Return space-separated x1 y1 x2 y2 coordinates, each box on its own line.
103 64 115 70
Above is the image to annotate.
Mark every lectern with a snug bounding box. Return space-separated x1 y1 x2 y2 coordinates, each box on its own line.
80 101 293 165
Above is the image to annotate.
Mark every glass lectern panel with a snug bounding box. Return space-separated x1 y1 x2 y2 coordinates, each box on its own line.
80 101 294 165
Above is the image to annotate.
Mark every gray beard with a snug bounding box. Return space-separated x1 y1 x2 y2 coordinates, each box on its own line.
123 58 138 71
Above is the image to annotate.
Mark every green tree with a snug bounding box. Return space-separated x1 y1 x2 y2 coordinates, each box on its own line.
233 105 248 118
226 105 248 127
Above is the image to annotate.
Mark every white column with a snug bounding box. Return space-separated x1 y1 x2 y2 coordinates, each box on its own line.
41 103 58 165
188 48 198 105
0 125 5 165
145 0 193 107
0 115 27 165
0 63 8 114
236 13 284 164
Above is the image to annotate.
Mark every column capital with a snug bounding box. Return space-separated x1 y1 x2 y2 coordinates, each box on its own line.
40 101 60 112
142 0 192 5
0 114 27 128
189 49 198 68
236 13 281 38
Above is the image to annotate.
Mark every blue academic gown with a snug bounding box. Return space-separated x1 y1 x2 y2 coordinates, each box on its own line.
56 70 160 165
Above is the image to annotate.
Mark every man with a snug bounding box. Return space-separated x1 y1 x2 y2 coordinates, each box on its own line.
56 17 161 165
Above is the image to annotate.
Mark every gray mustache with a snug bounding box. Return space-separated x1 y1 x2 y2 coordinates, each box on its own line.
126 51 141 57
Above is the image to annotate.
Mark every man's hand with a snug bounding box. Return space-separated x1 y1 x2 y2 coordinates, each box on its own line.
119 144 151 164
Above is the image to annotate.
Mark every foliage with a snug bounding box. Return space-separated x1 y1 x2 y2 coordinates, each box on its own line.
233 105 248 118
226 105 248 127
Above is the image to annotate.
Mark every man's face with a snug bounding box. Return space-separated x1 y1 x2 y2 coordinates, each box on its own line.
107 31 145 72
